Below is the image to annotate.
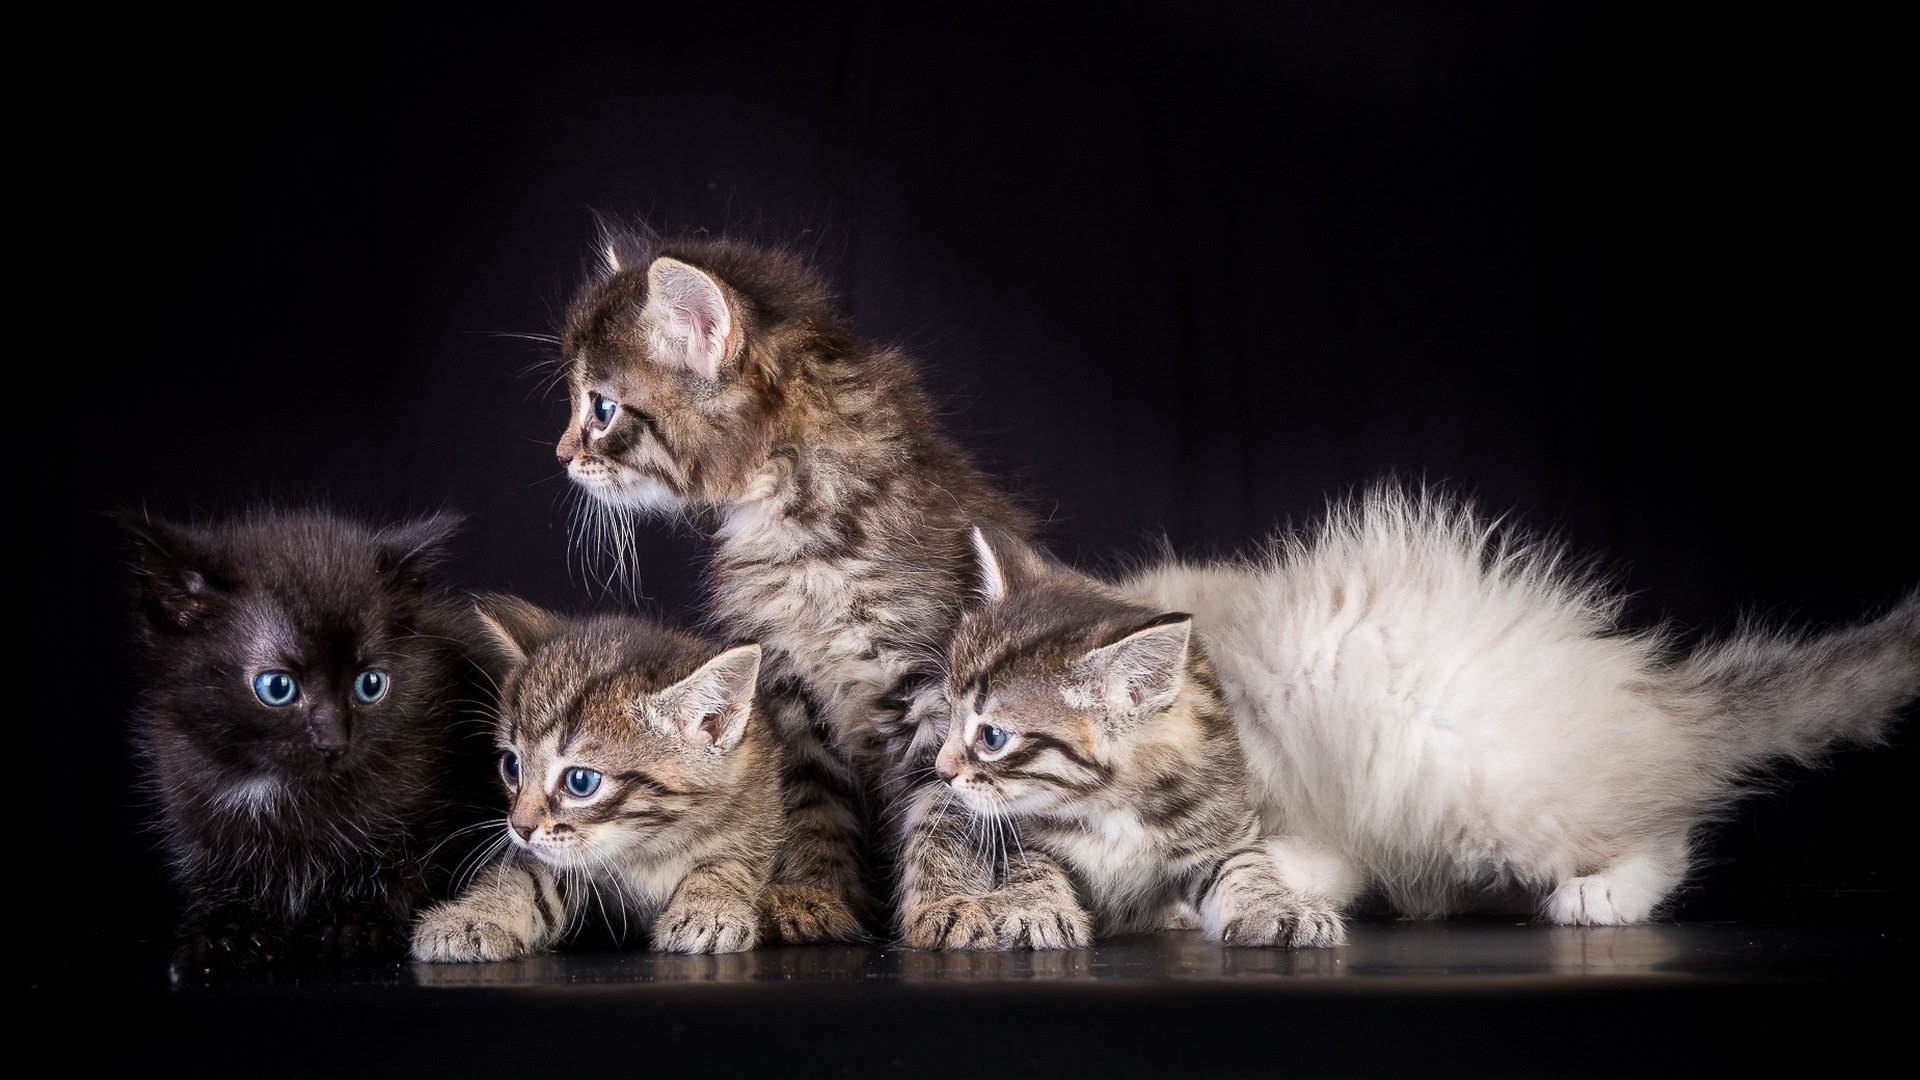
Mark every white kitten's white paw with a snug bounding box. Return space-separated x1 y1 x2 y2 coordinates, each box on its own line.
410 904 531 963
1546 876 1658 926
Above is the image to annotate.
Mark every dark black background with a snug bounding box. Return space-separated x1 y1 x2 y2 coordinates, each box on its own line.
42 2 1912 976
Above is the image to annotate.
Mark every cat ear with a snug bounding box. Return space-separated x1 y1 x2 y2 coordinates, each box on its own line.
644 643 763 752
471 594 567 664
373 511 463 594
970 524 1049 604
117 512 228 630
642 257 738 380
1078 614 1192 716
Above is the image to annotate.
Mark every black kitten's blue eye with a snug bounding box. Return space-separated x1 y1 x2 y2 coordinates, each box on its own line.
591 393 618 427
253 671 298 707
977 725 1010 753
352 669 389 704
501 751 520 786
564 767 602 798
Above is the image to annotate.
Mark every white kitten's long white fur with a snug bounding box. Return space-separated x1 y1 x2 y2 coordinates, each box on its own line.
1119 486 1918 926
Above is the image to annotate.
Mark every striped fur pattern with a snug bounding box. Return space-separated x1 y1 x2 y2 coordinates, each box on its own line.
930 526 1346 949
411 600 783 960
555 230 1059 946
1119 485 1920 925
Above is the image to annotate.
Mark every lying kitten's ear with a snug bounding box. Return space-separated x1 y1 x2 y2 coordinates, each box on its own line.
642 643 763 752
970 524 1051 604
373 511 463 595
118 512 228 630
1077 614 1193 716
643 257 738 380
472 595 568 664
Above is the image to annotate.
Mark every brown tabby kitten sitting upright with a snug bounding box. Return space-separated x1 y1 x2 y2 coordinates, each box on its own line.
556 229 1060 946
411 599 782 960
932 527 1345 948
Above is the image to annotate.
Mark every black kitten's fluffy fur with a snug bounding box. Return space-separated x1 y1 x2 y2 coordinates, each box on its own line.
121 508 504 970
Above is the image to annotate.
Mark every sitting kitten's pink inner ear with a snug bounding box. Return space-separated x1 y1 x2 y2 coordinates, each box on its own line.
643 643 764 751
643 257 735 380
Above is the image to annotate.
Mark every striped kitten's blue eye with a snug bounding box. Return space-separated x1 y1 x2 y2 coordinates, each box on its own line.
591 393 618 427
977 725 1010 753
501 751 520 786
253 671 298 707
352 669 389 704
564 768 602 798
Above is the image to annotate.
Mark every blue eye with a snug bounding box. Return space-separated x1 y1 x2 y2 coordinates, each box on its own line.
352 669 389 704
501 751 520 786
977 725 1010 753
253 671 298 707
591 393 618 427
564 768 602 798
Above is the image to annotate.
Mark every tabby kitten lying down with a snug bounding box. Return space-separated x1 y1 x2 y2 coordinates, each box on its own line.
932 527 1345 949
411 600 782 960
122 509 502 968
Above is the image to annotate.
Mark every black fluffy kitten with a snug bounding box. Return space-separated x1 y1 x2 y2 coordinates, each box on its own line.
121 508 504 970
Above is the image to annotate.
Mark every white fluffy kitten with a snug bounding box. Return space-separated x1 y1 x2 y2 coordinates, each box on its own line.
1119 486 1917 926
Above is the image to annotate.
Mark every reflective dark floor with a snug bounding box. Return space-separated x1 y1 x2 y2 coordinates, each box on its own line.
43 897 1907 1078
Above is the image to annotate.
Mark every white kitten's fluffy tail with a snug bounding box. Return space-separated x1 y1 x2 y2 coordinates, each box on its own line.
1676 589 1919 774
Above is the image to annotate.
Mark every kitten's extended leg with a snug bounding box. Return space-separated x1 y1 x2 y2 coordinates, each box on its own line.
758 689 869 944
1544 836 1689 926
1192 846 1347 948
991 851 1094 950
894 783 1013 949
411 854 573 963
652 859 763 954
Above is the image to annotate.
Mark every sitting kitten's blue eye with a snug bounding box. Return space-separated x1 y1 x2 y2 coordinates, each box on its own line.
501 751 520 786
253 671 298 707
564 768 602 798
352 669 389 704
591 393 618 427
977 725 1010 753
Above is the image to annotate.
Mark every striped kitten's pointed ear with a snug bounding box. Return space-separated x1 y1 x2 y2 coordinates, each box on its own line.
473 595 567 664
970 524 1048 604
643 257 737 380
648 643 763 752
1080 614 1192 716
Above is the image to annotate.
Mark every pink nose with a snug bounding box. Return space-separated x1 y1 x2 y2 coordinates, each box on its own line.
934 749 960 783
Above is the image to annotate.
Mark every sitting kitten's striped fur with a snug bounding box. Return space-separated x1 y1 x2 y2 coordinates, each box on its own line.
411 599 782 960
554 230 1059 947
933 527 1345 948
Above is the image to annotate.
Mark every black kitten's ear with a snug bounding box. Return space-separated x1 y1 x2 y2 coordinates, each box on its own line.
642 643 763 752
642 257 739 380
969 524 1051 604
1078 614 1193 716
471 594 567 665
373 511 463 594
117 512 228 630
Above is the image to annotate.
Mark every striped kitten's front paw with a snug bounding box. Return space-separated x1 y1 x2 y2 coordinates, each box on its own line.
763 885 864 944
991 895 1094 950
653 898 760 954
410 903 530 963
1218 893 1347 949
901 896 999 950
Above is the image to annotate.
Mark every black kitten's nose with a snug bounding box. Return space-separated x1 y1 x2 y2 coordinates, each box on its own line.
308 711 349 757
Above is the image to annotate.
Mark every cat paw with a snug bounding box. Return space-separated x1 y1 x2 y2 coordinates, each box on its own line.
762 885 864 944
653 900 760 954
410 905 528 963
900 896 999 950
992 897 1094 950
175 918 283 972
1217 895 1347 949
312 911 405 961
1546 876 1656 926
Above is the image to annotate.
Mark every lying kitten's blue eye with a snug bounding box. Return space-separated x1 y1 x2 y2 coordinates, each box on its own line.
591 393 618 427
253 671 298 707
352 669 389 704
564 768 602 798
977 725 1010 753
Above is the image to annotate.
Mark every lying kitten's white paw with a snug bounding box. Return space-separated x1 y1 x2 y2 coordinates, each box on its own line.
653 900 759 954
992 896 1094 950
1217 894 1347 949
410 904 528 963
1546 876 1657 926
901 896 999 950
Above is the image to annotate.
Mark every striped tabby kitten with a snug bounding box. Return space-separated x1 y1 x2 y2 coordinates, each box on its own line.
932 527 1345 948
411 600 782 960
555 230 1054 947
